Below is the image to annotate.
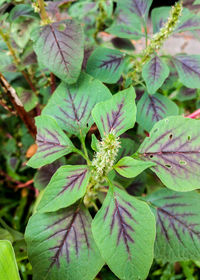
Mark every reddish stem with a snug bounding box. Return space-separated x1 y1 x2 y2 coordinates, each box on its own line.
16 179 34 189
50 72 56 94
0 73 37 138
186 109 200 119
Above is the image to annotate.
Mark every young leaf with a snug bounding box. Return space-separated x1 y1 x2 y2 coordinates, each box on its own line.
114 156 155 178
0 240 20 280
92 87 136 137
86 47 125 84
138 116 200 191
92 187 156 280
146 188 200 262
27 116 74 169
37 165 90 213
31 20 84 84
175 87 197 102
8 4 37 22
42 73 111 137
142 56 169 94
16 88 38 112
172 55 200 89
25 204 104 280
136 92 179 132
118 0 153 20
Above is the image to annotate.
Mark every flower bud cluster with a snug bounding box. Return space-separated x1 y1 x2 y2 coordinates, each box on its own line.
91 133 121 184
142 1 183 63
131 1 183 83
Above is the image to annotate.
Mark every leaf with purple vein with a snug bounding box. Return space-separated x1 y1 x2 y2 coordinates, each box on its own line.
142 56 169 95
42 72 111 138
175 86 197 102
146 188 200 262
118 0 153 19
31 20 84 84
92 186 156 280
34 158 65 190
37 165 90 213
136 92 179 132
151 7 200 34
27 116 74 169
92 87 136 137
16 87 38 112
138 116 200 191
25 204 104 280
106 6 143 39
172 54 200 89
86 47 125 84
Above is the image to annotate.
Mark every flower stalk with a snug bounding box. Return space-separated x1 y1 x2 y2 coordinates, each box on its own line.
130 1 183 84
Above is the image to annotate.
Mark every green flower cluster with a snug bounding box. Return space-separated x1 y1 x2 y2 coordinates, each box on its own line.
131 1 183 83
91 132 121 184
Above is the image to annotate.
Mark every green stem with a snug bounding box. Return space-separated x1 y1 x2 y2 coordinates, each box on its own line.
37 0 50 24
79 130 91 165
74 148 89 162
143 20 148 48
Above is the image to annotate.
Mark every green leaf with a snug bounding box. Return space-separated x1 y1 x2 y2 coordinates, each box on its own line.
8 4 37 22
116 137 136 162
151 6 171 33
138 116 200 191
92 87 136 137
118 0 153 20
151 7 200 34
34 159 65 190
142 56 169 94
42 73 112 137
91 134 99 152
0 228 13 242
194 0 200 4
37 165 90 213
0 240 20 280
146 188 200 262
173 55 200 89
92 186 156 280
106 6 143 39
86 47 126 84
136 92 179 132
175 87 197 102
114 156 155 178
32 20 84 84
25 204 104 280
27 116 74 168
16 87 38 112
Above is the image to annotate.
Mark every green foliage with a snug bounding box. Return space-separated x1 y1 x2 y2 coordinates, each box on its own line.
0 240 20 280
1 0 200 279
